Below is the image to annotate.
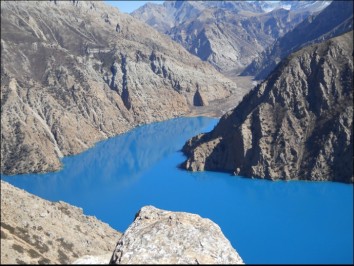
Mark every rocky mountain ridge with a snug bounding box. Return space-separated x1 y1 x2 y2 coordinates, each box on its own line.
132 1 329 75
1 0 239 175
252 1 331 13
242 0 353 79
182 31 353 183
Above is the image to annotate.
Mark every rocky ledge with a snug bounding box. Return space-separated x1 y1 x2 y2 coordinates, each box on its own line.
110 205 244 264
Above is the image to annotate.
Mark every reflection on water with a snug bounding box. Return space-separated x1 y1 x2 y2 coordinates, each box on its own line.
1 117 215 199
1 117 353 264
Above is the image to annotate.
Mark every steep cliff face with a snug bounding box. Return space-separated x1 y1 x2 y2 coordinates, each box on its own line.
182 31 353 183
243 0 353 80
1 1 236 175
132 1 328 75
110 206 244 264
0 181 121 264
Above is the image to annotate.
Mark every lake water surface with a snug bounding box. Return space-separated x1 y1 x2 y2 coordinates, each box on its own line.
2 117 353 264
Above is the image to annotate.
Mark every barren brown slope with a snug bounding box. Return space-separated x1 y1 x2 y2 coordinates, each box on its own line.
1 180 121 264
182 31 353 183
1 1 237 175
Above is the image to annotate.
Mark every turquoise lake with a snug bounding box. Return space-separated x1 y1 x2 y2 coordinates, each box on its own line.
1 116 353 264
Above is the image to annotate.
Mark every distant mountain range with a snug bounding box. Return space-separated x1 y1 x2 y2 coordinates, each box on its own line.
242 0 353 79
250 1 331 13
132 1 331 75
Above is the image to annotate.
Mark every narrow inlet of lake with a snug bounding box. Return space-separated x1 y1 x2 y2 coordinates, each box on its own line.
2 116 353 264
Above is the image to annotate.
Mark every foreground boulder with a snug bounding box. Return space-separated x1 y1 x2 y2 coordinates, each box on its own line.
110 206 243 264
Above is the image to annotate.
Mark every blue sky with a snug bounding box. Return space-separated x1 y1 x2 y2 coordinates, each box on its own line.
105 1 164 14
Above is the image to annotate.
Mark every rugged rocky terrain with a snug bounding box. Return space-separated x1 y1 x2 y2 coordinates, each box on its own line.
243 0 353 80
1 0 239 175
251 1 331 13
182 31 353 183
1 180 121 264
110 206 244 264
132 1 329 75
1 181 243 265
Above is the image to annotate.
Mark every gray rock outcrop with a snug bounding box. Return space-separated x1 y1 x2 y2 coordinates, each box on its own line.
182 31 353 183
242 0 353 80
0 180 121 264
193 87 209 106
110 206 244 264
1 1 236 175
